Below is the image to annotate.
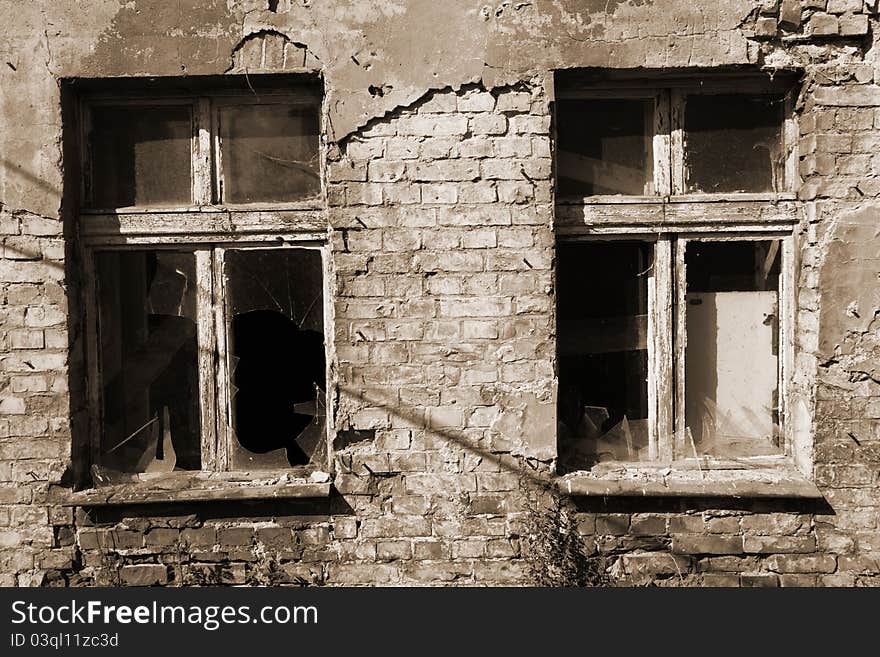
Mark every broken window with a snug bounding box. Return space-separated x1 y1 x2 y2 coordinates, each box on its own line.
78 77 330 484
556 98 654 196
95 251 201 473
88 105 193 208
225 249 326 469
683 240 782 458
557 242 652 469
554 72 798 473
683 95 785 194
219 104 321 203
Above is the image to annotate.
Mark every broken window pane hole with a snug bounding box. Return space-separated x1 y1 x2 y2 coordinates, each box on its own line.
557 242 652 471
96 251 201 473
225 249 327 470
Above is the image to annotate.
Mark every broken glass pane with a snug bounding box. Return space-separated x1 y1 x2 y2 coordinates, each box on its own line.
89 105 192 208
556 99 654 196
95 251 201 474
220 104 320 203
684 240 782 459
684 94 784 194
557 242 652 471
225 248 326 470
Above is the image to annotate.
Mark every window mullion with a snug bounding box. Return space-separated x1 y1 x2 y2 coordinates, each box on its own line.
194 98 213 205
213 247 231 471
196 249 218 470
653 90 672 198
673 236 688 457
670 89 686 196
780 235 795 459
783 91 798 195
83 247 103 469
653 237 675 461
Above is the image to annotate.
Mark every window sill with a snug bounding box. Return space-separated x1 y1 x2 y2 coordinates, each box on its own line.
80 202 325 215
65 471 332 507
556 193 797 205
557 459 823 499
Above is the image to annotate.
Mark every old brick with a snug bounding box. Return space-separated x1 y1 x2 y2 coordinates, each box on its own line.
377 540 412 560
596 514 630 536
621 553 691 579
180 528 216 547
360 516 432 538
743 536 817 554
413 539 447 559
119 564 167 586
218 528 253 547
329 563 398 584
672 535 744 555
755 17 778 36
809 13 840 35
826 0 862 12
630 515 667 536
766 554 837 574
741 574 779 587
815 85 880 107
458 90 495 112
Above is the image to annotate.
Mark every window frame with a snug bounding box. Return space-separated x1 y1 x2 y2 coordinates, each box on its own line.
553 72 804 480
75 80 335 483
555 75 799 206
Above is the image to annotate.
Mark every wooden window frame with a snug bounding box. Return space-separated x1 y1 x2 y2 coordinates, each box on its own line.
554 73 804 479
76 81 336 484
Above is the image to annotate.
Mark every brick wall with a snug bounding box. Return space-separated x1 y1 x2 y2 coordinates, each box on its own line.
1 2 879 587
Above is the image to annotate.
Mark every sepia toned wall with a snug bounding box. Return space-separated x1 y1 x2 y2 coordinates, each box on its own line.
0 0 878 586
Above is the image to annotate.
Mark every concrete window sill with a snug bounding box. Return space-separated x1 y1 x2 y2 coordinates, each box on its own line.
64 471 332 507
557 458 824 499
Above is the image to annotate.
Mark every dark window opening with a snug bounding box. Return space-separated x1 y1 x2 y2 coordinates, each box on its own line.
556 98 654 197
89 105 192 208
225 249 326 470
684 94 784 194
557 242 652 471
95 251 201 474
684 240 781 458
219 104 320 203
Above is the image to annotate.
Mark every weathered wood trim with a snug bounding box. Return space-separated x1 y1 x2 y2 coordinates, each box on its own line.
670 89 686 195
213 248 231 472
194 98 213 205
558 471 824 499
781 234 796 458
654 237 674 461
673 236 688 457
196 249 218 471
654 90 671 198
66 480 331 506
554 201 799 233
82 248 103 469
79 209 327 240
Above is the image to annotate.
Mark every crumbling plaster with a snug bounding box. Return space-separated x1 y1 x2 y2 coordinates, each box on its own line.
0 0 767 218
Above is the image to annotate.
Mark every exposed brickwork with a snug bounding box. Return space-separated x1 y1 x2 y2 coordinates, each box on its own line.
1 1 879 587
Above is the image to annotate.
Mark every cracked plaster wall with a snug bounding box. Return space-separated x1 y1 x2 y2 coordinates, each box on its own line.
0 0 761 216
1 0 880 586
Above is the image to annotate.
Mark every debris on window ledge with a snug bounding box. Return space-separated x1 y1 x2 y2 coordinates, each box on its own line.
557 458 823 499
65 469 333 506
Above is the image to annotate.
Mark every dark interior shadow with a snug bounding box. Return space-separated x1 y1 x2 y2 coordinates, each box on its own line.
83 492 355 526
572 495 835 516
